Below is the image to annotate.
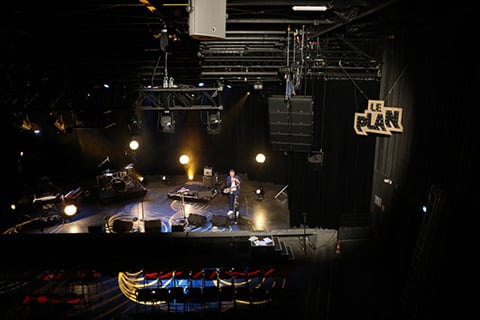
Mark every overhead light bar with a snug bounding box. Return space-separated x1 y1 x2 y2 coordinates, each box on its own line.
292 6 328 11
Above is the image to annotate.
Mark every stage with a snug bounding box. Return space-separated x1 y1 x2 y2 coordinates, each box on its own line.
2 174 291 235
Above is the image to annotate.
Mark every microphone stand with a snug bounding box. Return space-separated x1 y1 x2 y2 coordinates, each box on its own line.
179 189 188 228
302 212 307 256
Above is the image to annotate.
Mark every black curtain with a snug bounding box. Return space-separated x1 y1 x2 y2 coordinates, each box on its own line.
287 79 380 229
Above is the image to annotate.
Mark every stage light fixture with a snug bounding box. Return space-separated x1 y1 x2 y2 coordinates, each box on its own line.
179 154 190 165
161 175 169 184
207 111 222 134
255 187 265 200
127 114 142 136
17 113 40 133
255 153 266 164
63 203 78 218
292 5 328 11
20 113 32 131
160 110 175 133
253 81 263 90
129 139 139 151
53 113 66 132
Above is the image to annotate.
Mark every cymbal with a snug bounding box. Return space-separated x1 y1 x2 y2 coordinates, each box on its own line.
103 169 115 176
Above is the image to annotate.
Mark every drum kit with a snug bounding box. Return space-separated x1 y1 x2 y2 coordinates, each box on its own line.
97 164 137 193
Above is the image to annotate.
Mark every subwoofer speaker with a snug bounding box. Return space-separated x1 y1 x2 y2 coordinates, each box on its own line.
188 214 207 227
88 225 103 234
145 220 163 233
112 219 133 233
202 176 214 188
172 224 185 232
189 0 226 40
211 215 230 228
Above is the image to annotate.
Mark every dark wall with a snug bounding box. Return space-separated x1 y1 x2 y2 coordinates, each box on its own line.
369 3 478 318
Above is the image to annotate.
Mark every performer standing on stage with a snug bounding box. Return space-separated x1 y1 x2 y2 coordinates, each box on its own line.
225 168 240 219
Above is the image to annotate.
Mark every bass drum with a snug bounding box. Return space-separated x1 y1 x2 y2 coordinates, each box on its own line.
111 178 126 192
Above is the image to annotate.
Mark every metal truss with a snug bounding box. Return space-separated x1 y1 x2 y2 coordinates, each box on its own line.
135 86 224 111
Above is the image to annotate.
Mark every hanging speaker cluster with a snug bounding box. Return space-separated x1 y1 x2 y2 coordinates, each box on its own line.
268 95 313 152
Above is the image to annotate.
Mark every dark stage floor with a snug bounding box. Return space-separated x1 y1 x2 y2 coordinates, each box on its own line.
3 173 292 235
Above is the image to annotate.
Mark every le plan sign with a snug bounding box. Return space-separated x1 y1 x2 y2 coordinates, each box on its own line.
354 100 403 136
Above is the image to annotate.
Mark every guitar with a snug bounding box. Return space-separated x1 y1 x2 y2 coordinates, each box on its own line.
223 186 237 194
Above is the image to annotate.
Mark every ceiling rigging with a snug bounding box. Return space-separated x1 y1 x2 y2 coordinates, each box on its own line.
2 0 401 115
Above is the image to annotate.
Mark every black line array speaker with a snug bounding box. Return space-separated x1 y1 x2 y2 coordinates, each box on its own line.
145 220 162 233
268 95 313 152
189 0 226 40
211 215 230 228
188 213 207 227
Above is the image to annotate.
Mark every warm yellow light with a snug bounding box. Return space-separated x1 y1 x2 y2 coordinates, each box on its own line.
63 204 78 217
255 153 266 164
129 139 139 151
179 154 190 165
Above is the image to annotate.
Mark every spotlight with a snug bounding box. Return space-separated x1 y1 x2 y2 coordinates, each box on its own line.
62 187 82 219
207 111 222 134
255 153 266 164
53 113 66 133
160 110 175 133
129 139 140 151
179 154 190 165
16 112 40 133
255 187 265 200
161 175 169 184
127 113 142 136
21 116 32 131
63 203 78 218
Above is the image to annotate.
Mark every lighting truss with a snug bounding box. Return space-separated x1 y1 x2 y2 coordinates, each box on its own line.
136 86 223 111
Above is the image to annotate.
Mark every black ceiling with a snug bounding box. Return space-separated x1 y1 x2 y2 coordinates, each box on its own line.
2 0 406 113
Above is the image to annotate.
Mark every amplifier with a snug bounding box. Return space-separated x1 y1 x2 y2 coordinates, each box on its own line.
188 213 207 227
212 215 230 228
202 176 214 188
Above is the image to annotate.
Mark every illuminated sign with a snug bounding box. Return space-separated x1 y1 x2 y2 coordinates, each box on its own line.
354 100 403 136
